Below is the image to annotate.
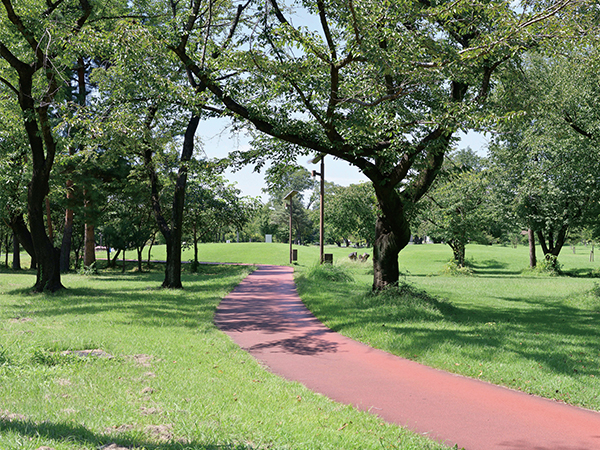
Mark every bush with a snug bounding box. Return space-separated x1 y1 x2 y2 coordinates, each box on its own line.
78 262 98 276
442 259 474 276
522 255 562 276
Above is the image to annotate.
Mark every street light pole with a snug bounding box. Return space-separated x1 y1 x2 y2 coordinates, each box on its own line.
311 155 325 264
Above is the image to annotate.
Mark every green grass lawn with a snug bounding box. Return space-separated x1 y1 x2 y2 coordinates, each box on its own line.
0 263 445 450
3 241 600 449
294 243 600 410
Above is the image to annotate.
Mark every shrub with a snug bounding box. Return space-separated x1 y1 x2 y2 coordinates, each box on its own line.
442 259 474 276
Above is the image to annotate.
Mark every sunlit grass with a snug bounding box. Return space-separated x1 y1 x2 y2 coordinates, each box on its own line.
295 244 600 410
0 265 446 450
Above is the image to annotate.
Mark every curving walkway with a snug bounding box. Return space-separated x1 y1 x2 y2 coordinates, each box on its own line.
215 265 600 450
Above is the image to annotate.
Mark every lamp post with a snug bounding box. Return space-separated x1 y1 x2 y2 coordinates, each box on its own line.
311 154 325 264
284 190 298 264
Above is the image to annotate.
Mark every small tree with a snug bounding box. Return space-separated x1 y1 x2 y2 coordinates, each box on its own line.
323 182 377 247
418 160 490 267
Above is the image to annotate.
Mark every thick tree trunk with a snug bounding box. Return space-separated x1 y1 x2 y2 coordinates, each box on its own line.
12 230 21 270
449 241 466 267
29 187 63 292
163 240 182 288
537 226 568 259
145 112 199 289
372 188 411 290
528 228 536 268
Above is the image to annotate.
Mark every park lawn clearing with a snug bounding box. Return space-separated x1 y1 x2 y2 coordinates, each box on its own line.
295 243 600 411
0 264 447 450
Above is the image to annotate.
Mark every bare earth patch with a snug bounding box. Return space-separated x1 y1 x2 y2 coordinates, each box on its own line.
145 424 173 442
0 410 27 422
140 406 162 415
127 354 154 367
9 317 33 323
62 349 113 359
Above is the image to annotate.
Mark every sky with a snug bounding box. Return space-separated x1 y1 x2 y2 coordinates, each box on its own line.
196 117 490 202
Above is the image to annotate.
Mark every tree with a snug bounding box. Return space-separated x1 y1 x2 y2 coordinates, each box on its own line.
0 0 94 291
489 49 600 267
185 168 257 268
416 149 490 267
168 0 580 290
323 182 377 247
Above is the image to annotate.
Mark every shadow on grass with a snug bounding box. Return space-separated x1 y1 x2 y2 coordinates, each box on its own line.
3 265 251 330
0 416 255 450
297 277 600 381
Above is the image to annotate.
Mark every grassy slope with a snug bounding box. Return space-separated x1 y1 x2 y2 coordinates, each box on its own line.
0 264 445 450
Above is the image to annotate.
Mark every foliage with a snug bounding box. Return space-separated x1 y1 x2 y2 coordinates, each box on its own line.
489 47 600 264
416 149 491 266
166 0 585 289
323 182 377 246
442 259 475 276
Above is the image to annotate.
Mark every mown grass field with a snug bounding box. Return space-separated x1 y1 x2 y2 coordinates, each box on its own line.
2 241 599 449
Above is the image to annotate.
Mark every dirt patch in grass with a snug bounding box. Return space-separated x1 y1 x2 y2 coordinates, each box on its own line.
127 354 155 367
0 410 27 422
145 424 173 441
9 317 33 323
140 406 161 415
62 349 113 359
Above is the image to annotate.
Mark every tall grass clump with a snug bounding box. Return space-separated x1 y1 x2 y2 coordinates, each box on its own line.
305 262 354 283
355 282 457 323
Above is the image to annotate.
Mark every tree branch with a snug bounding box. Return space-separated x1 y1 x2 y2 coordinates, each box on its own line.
0 75 18 95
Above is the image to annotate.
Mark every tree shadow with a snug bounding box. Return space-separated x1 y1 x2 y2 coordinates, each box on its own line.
2 265 251 330
0 415 255 449
299 277 600 382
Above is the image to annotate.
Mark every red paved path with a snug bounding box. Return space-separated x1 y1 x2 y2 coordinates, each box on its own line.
215 265 600 450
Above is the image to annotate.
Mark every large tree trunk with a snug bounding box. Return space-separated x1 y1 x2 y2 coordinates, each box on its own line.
372 187 411 290
537 226 567 260
449 240 466 267
528 228 536 268
29 181 63 292
145 112 199 289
